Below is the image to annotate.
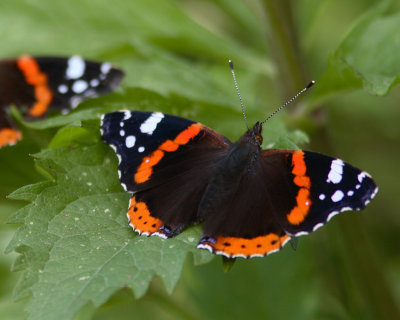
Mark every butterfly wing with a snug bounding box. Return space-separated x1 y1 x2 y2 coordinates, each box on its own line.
0 55 124 148
101 111 232 237
198 149 378 258
0 110 21 148
33 56 124 114
260 149 378 235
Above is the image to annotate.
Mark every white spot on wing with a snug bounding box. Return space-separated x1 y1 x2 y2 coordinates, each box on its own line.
371 187 379 198
347 190 354 196
125 135 136 148
331 190 344 202
138 146 145 152
101 62 112 74
72 80 88 94
66 56 86 79
327 159 344 184
327 211 339 222
123 111 132 120
58 84 68 94
358 172 367 183
152 232 168 239
294 231 309 237
90 79 100 87
313 223 324 232
319 193 326 200
120 130 125 137
197 243 213 252
140 112 164 135
70 96 83 109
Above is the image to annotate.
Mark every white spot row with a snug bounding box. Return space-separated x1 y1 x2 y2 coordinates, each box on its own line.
59 57 114 96
57 78 99 95
320 188 354 202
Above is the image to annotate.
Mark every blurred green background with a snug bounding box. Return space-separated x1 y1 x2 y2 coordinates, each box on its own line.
1 0 400 319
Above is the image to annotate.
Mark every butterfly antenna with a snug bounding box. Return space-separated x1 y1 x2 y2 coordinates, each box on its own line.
229 60 249 130
261 80 315 125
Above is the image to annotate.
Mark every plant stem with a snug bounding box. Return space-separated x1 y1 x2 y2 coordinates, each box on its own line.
261 1 400 318
261 0 308 111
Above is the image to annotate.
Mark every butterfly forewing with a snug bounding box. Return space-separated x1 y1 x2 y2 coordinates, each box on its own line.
101 111 232 237
261 149 378 236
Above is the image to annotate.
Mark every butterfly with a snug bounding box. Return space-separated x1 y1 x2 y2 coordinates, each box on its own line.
0 55 124 148
101 63 377 259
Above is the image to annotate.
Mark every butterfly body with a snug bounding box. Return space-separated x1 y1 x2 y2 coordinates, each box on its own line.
198 124 262 223
101 111 378 258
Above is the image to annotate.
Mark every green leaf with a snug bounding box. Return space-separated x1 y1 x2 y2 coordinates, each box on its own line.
4 2 397 319
5 127 213 320
4 79 301 318
311 0 400 104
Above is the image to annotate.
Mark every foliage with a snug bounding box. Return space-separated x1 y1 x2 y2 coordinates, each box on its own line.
1 0 400 319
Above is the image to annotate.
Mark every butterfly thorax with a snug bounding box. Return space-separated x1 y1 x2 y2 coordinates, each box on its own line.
197 123 263 221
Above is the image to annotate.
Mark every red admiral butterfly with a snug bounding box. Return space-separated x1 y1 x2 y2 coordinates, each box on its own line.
101 70 377 259
0 55 124 148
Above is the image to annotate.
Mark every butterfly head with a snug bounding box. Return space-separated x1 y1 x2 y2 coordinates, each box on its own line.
243 121 263 146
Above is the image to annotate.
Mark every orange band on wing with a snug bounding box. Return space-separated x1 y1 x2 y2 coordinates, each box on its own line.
159 140 179 152
174 123 202 144
127 196 163 235
17 55 53 117
134 123 203 184
134 150 164 183
287 150 312 225
291 150 307 176
0 128 22 147
206 233 290 258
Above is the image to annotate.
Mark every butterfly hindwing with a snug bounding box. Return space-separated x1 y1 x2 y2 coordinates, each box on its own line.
197 151 292 258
